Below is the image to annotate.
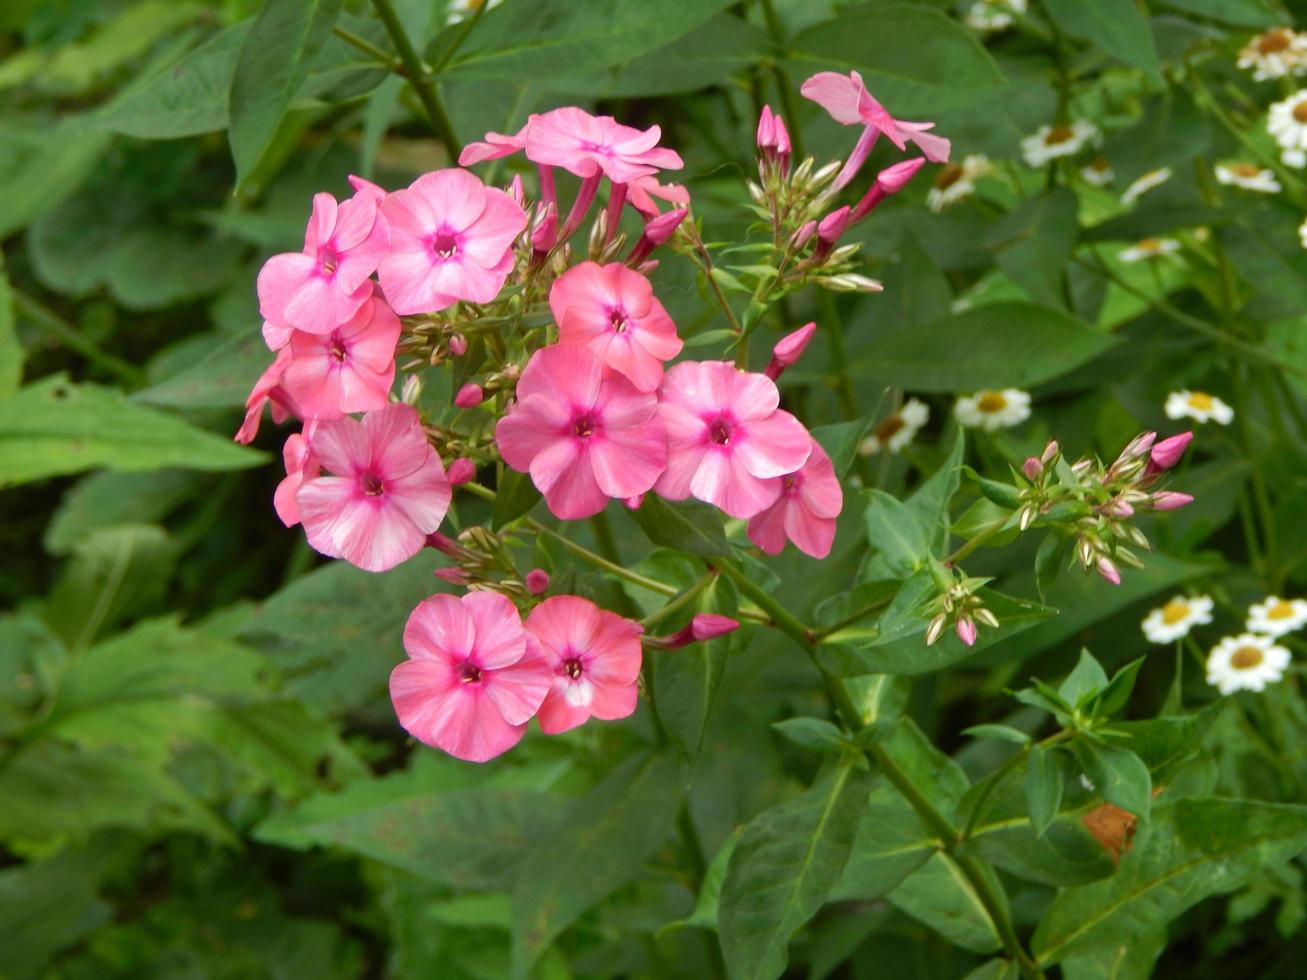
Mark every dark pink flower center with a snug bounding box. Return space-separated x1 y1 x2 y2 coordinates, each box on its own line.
563 657 584 680
709 417 734 446
329 336 348 362
608 308 628 333
431 230 460 259
579 140 614 156
362 473 385 496
458 660 482 684
319 247 339 276
573 414 597 439
781 473 801 496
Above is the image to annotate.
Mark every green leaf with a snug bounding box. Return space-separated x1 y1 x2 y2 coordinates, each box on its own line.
492 467 543 529
862 489 930 577
228 0 344 185
986 187 1080 309
831 790 933 902
718 756 872 980
1058 650 1109 708
44 470 199 555
1073 740 1152 819
439 0 736 82
1026 744 1064 839
964 724 1032 746
1041 0 1160 75
1097 658 1145 717
852 302 1117 392
812 418 871 480
631 495 729 556
888 852 1003 953
904 428 965 556
653 574 738 758
0 117 111 240
1033 799 1307 965
772 718 853 755
662 826 742 933
787 5 1004 116
0 376 265 486
0 254 20 397
134 331 271 410
0 849 112 980
962 960 1020 980
512 752 686 978
1156 0 1276 27
1060 928 1166 980
95 22 250 139
1034 532 1073 600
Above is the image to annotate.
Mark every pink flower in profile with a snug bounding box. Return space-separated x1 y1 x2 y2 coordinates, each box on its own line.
746 440 843 558
235 347 298 444
655 360 812 519
279 292 400 419
274 426 319 527
525 107 684 183
801 70 951 161
257 191 389 336
297 404 451 571
626 175 690 219
390 592 552 762
524 595 643 734
495 345 667 520
458 124 529 166
378 168 527 315
550 262 683 392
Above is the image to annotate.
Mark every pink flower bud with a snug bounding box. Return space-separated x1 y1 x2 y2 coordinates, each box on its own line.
818 205 851 245
623 494 645 510
792 220 818 249
765 321 817 380
1096 557 1121 586
1022 457 1043 481
447 458 476 486
627 208 688 265
1107 499 1135 518
1123 430 1157 459
662 614 740 648
956 617 977 647
426 532 466 558
1040 440 1060 465
1151 491 1194 511
531 202 558 254
1148 431 1193 473
757 105 777 152
433 566 471 586
850 157 926 223
525 569 550 595
448 334 468 357
774 114 791 158
508 174 526 207
454 383 484 408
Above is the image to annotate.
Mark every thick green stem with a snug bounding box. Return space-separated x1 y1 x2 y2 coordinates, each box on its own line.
641 572 717 630
370 0 461 156
331 24 402 70
13 290 146 387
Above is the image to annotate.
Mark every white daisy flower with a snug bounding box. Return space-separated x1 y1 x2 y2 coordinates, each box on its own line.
927 155 993 212
860 398 930 455
1246 596 1307 637
1165 390 1234 425
1080 155 1115 187
1118 237 1180 263
954 389 1031 431
1215 162 1282 194
1237 28 1307 81
445 0 501 25
1285 148 1307 169
1021 120 1099 168
1299 216 1307 249
1206 633 1291 695
1141 594 1214 644
965 0 1027 33
1121 167 1173 205
1268 91 1307 154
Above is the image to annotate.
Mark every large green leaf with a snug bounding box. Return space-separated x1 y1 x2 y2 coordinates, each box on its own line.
0 117 110 241
0 254 20 398
787 4 1005 116
511 751 686 978
0 377 264 486
438 0 736 82
862 489 930 577
852 302 1117 392
0 849 112 980
44 470 200 555
888 852 1003 953
1033 799 1307 965
228 0 344 184
631 495 729 556
986 188 1079 309
718 756 872 980
1042 0 1160 76
134 331 270 410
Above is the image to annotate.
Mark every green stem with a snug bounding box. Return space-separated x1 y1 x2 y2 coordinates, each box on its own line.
1232 363 1280 590
528 519 677 597
13 290 147 387
589 509 621 564
370 0 461 156
946 519 1007 565
641 572 717 630
331 24 402 70
428 0 487 75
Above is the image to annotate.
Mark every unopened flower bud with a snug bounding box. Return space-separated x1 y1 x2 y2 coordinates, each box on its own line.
850 157 926 223
525 569 550 595
628 208 688 265
821 273 884 293
956 617 977 647
792 219 818 249
1040 440 1060 465
531 202 558 254
925 613 948 646
765 321 817 380
757 105 777 153
433 566 471 586
817 205 851 253
1022 457 1043 481
974 607 1000 629
1122 430 1157 460
448 333 468 357
401 374 422 405
624 494 644 510
447 458 476 486
1147 431 1193 474
1107 498 1135 518
1151 491 1194 511
426 531 466 558
1096 557 1121 586
661 614 740 649
454 383 484 408
774 114 791 160
508 174 526 207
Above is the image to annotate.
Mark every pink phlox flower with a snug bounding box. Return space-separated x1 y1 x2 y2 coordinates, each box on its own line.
550 262 683 392
296 403 451 572
458 123 529 166
280 291 400 419
257 190 389 336
378 168 527 315
801 70 951 161
348 174 388 204
390 592 552 762
524 107 684 183
746 439 842 558
235 346 299 444
495 344 668 520
655 360 812 519
274 424 319 527
525 595 643 734
626 175 690 220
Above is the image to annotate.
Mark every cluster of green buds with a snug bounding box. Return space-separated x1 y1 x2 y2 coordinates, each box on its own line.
924 556 1002 647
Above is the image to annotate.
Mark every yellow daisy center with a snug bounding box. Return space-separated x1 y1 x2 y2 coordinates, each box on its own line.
935 164 965 190
875 415 906 440
1267 601 1297 620
1187 392 1214 411
1229 163 1263 178
1045 125 1075 145
1230 646 1264 670
1088 156 1110 172
1258 29 1292 54
1293 100 1307 124
1160 600 1191 625
976 391 1008 413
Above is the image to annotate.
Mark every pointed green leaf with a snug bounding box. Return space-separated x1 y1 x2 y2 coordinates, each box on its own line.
1026 745 1065 839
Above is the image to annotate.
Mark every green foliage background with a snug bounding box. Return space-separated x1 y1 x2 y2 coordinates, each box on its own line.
3 0 1307 977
